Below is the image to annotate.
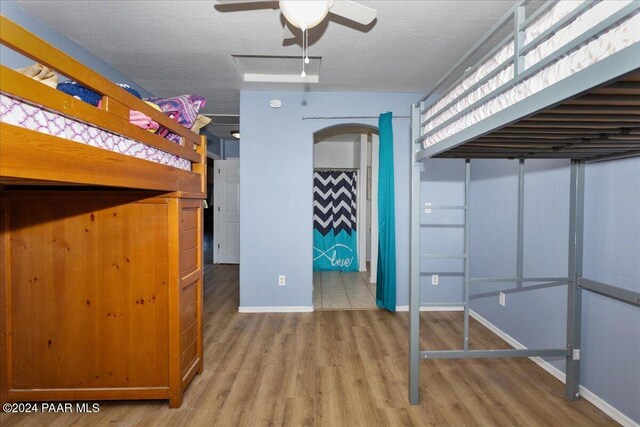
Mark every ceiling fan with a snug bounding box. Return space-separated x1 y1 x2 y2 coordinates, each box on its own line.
217 1 377 76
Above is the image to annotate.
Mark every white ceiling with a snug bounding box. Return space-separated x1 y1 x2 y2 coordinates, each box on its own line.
15 0 516 138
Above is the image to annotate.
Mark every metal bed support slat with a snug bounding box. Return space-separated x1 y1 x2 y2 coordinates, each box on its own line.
422 349 569 359
409 103 421 405
470 277 570 284
463 160 471 351
513 6 525 75
578 278 640 306
566 160 585 400
424 205 467 210
517 159 525 286
421 254 467 259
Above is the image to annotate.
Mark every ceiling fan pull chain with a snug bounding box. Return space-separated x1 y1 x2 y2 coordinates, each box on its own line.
305 28 310 64
301 27 307 77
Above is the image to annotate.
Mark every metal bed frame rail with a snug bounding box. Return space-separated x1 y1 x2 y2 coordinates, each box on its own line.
408 1 640 405
409 112 640 404
415 0 640 160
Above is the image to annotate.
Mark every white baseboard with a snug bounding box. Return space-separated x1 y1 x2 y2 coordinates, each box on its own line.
469 310 638 427
395 305 465 312
238 306 314 313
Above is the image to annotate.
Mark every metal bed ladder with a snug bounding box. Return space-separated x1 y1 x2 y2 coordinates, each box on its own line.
409 103 587 405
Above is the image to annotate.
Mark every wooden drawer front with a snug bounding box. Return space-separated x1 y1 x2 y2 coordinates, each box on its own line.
180 248 197 275
181 322 198 352
180 228 197 252
179 208 198 233
180 280 198 332
181 340 198 376
179 207 199 275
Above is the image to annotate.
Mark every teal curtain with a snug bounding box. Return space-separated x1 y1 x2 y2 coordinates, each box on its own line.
376 112 396 311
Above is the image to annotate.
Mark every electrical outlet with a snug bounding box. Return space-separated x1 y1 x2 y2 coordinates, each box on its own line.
432 274 439 286
499 292 506 307
278 275 286 286
424 202 432 214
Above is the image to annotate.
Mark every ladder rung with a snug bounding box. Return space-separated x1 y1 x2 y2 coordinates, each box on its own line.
421 254 467 259
426 205 467 210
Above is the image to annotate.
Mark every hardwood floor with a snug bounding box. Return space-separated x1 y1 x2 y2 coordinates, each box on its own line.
1 264 616 426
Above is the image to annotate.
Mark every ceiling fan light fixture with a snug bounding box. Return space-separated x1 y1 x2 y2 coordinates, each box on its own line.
279 1 330 31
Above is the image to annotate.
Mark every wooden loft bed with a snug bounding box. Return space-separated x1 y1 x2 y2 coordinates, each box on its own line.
408 0 640 410
0 15 206 194
0 16 206 408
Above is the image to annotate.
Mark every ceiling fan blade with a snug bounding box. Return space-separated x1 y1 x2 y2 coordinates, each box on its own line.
216 0 272 3
328 1 376 25
282 22 296 40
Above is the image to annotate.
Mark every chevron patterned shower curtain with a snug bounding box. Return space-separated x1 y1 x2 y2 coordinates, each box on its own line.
313 171 359 272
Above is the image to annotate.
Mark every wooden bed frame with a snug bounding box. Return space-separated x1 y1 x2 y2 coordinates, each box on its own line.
0 16 206 408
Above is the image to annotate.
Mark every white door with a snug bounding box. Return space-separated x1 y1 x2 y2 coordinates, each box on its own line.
214 159 240 264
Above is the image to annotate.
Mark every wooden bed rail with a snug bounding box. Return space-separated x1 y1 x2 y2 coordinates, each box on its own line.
0 14 202 151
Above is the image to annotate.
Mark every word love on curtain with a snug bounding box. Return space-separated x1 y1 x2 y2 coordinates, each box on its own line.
313 171 359 272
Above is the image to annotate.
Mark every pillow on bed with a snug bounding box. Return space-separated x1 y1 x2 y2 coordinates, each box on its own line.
15 63 58 88
145 94 206 129
190 114 212 134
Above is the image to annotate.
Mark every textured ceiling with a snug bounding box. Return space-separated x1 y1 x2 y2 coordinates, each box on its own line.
15 0 516 138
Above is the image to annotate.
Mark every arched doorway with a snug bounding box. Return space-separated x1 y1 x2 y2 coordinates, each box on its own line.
312 124 379 310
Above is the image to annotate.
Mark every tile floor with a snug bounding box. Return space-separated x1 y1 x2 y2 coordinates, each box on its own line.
313 270 378 309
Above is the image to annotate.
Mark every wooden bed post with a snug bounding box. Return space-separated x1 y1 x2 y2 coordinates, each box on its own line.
0 196 8 406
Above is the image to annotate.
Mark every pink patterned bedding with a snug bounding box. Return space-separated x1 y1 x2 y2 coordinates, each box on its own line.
0 94 192 171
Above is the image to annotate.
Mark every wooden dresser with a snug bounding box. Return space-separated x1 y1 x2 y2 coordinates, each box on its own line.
0 190 204 408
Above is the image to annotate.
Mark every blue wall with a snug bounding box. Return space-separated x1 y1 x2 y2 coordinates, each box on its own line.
239 90 419 308
204 130 222 158
420 159 467 304
223 138 240 159
467 158 639 423
0 0 151 97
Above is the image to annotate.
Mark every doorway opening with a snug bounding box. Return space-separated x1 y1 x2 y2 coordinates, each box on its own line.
312 124 379 310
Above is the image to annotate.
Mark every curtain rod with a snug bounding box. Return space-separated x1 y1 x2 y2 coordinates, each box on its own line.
302 115 410 120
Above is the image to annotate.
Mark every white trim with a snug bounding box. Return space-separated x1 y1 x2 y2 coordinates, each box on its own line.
238 306 314 313
396 305 465 312
469 310 638 427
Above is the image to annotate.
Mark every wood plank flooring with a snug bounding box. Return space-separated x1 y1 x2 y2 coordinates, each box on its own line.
1 264 616 426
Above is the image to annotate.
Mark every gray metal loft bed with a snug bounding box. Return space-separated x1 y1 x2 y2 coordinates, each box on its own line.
409 0 640 405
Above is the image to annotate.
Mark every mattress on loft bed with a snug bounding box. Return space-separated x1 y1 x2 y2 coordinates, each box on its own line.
421 0 640 148
0 94 192 171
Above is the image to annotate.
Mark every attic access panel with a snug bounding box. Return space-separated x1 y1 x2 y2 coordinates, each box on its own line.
231 55 321 83
435 69 640 161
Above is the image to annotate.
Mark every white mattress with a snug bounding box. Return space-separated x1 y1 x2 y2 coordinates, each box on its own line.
421 0 640 149
0 94 192 171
